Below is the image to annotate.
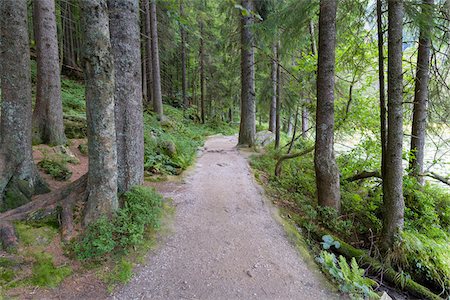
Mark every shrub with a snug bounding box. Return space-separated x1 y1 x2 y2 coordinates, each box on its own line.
74 186 163 260
38 155 72 181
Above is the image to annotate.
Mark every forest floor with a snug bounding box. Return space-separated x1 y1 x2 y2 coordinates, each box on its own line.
111 135 340 300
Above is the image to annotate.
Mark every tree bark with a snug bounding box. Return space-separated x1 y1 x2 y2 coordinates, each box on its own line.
238 0 256 147
200 19 206 124
269 43 277 132
108 0 144 193
275 44 281 150
143 0 153 108
32 0 67 146
0 0 48 210
180 0 188 108
150 0 163 119
314 0 341 211
61 0 78 70
382 0 405 250
80 0 118 226
376 0 388 214
409 0 433 185
302 100 309 139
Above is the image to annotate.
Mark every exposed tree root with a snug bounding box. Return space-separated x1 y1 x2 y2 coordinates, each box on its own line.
0 174 87 247
0 221 18 249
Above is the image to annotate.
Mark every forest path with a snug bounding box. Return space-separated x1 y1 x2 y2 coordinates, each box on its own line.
113 135 339 300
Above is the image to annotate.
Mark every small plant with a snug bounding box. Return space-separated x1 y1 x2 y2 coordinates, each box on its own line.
321 235 341 250
317 251 379 299
38 156 72 181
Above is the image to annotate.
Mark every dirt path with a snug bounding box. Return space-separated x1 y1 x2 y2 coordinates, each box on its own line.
112 135 339 300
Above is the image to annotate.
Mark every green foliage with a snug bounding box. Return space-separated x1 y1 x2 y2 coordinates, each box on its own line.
74 216 116 260
38 155 72 181
30 253 72 288
317 251 379 299
104 258 133 286
74 186 163 260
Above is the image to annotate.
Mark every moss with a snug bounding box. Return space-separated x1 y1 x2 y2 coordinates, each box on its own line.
30 253 72 288
15 223 57 249
1 179 33 212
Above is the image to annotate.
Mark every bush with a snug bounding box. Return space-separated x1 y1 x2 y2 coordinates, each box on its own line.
74 186 163 260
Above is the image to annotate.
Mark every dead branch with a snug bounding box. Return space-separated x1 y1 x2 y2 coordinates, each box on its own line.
274 146 315 177
345 170 382 182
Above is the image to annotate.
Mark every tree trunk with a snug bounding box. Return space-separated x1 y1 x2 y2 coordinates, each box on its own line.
376 0 388 206
0 0 49 211
62 1 77 69
32 0 67 146
140 6 148 105
275 45 281 150
143 0 153 108
80 0 118 226
238 0 256 147
180 0 188 108
409 0 433 185
150 0 163 119
382 0 405 250
269 43 277 132
302 99 309 139
108 0 144 193
314 0 341 211
200 20 206 124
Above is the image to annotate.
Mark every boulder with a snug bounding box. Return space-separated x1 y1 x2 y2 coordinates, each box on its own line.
255 130 275 147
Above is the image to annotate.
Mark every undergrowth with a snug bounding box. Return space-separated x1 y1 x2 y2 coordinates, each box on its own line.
74 186 163 260
250 140 450 297
144 105 236 177
37 152 75 181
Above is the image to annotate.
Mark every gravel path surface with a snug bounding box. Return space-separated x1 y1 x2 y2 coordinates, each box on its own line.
112 135 340 300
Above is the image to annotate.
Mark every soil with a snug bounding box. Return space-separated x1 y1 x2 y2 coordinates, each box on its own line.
5 136 341 299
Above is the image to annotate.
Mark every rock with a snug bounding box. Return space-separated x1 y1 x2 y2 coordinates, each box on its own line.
381 292 393 300
160 140 177 158
255 130 275 147
54 145 79 164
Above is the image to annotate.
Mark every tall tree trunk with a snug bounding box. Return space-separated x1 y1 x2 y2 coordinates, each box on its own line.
108 0 144 193
0 0 48 210
269 43 277 132
140 5 148 105
377 0 388 201
62 1 77 69
314 0 340 211
309 20 317 56
150 0 163 119
238 0 256 147
80 0 118 225
288 105 300 154
275 45 281 150
382 0 405 250
200 20 206 124
143 0 153 108
302 99 309 139
32 0 67 146
409 0 433 184
180 0 188 108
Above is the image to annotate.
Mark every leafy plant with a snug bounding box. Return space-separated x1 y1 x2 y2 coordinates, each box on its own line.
74 186 163 260
38 155 72 181
317 251 379 299
321 235 341 250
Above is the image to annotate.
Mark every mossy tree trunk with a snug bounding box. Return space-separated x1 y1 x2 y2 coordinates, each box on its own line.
314 0 341 211
0 0 49 211
269 43 277 133
32 0 67 146
108 0 144 193
238 0 256 147
80 0 118 226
